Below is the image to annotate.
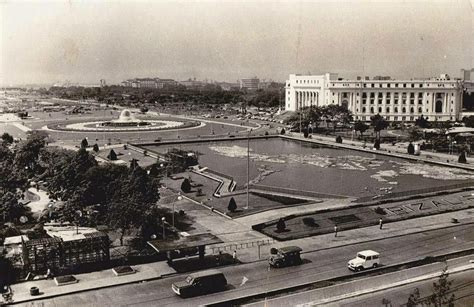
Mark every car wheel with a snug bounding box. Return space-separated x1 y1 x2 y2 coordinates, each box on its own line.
275 262 281 268
373 263 378 268
357 266 363 272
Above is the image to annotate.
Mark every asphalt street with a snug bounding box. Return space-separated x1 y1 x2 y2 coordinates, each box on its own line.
13 223 474 307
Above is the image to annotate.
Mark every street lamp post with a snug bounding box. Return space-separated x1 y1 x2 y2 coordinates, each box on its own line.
173 194 182 228
161 217 166 239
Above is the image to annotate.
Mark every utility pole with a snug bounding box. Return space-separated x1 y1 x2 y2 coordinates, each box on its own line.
246 129 251 210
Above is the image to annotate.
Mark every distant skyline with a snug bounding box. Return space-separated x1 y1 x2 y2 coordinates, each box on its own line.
1 0 473 86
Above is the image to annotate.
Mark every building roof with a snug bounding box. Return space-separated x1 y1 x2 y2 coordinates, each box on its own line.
4 235 29 245
189 269 224 278
44 225 101 242
147 233 223 253
277 246 302 253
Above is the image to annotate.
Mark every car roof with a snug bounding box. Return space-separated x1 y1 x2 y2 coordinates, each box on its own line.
358 250 379 256
189 269 224 278
278 246 303 253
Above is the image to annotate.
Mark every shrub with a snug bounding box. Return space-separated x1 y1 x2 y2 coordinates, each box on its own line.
80 138 89 149
373 139 381 150
407 143 415 155
458 151 467 164
302 217 316 227
181 178 191 193
107 149 118 161
92 144 99 152
228 197 237 212
270 247 278 254
264 131 269 136
335 136 343 143
276 218 286 232
280 128 286 135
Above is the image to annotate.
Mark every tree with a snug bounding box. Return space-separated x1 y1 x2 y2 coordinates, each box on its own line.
14 130 47 173
354 121 369 137
408 127 423 142
429 265 455 307
335 136 343 143
276 218 286 232
228 197 237 212
462 115 474 128
107 149 118 161
370 114 389 140
280 128 286 135
107 166 159 245
81 138 89 149
1 133 14 145
415 115 430 128
458 151 467 163
0 256 15 291
181 178 191 193
0 192 24 223
92 144 99 152
406 288 421 307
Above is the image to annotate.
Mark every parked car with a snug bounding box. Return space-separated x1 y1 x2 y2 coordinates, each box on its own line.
347 250 380 271
268 246 303 268
172 270 227 297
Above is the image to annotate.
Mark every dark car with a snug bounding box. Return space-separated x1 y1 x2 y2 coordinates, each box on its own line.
268 246 303 268
172 270 227 298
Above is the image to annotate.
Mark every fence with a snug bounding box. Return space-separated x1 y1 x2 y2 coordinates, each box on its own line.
209 238 275 254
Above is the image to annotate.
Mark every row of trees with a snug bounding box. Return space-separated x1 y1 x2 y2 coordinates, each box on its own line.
286 105 353 132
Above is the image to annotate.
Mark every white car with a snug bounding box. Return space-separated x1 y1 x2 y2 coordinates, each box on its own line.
348 250 380 271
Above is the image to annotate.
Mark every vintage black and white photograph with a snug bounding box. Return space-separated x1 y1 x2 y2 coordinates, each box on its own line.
1 0 473 306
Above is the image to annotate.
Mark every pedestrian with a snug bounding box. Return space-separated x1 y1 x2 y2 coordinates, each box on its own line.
233 250 237 263
334 225 338 237
379 218 383 229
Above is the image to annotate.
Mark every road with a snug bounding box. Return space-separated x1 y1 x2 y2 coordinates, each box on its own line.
12 223 474 307
331 269 474 307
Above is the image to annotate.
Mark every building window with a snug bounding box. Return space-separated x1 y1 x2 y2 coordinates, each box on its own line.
370 93 375 98
362 107 366 113
387 84 391 88
379 107 382 113
418 107 422 113
410 107 414 113
395 84 399 88
403 84 407 88
370 107 374 114
411 84 415 88
386 107 390 113
402 107 406 113
394 107 398 113
435 100 443 113
371 84 375 88
419 84 422 88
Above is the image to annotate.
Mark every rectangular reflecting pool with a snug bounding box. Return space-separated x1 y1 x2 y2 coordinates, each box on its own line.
144 138 474 198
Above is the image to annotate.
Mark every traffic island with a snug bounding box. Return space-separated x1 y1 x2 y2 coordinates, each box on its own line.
112 266 136 276
54 275 78 286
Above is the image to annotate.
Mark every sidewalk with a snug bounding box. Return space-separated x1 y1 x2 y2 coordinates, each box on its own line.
226 207 474 263
8 261 176 304
283 132 474 169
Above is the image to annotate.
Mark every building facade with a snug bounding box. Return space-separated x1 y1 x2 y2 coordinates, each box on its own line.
240 77 260 91
285 73 464 122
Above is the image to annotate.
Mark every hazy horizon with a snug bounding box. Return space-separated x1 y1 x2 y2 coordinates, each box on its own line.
1 0 473 86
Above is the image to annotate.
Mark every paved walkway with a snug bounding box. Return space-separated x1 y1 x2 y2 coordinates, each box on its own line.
25 188 51 219
283 132 474 169
8 262 176 304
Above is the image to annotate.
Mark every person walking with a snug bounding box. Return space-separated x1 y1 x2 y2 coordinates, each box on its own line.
379 218 383 230
334 225 338 237
233 250 237 263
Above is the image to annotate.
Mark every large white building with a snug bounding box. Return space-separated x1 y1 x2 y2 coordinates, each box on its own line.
285 73 464 122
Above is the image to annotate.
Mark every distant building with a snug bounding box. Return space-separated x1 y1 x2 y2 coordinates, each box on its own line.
179 78 205 89
121 78 177 89
461 69 474 81
285 73 464 122
240 77 260 91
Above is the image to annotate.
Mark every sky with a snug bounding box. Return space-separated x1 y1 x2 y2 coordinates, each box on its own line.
1 0 473 86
